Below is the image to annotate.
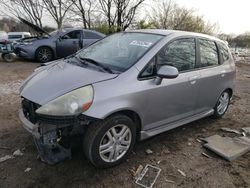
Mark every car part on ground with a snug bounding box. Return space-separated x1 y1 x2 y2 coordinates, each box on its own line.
19 29 236 167
203 130 250 161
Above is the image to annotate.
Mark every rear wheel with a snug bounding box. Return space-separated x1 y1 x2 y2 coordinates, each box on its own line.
213 90 230 118
83 115 136 168
36 47 53 62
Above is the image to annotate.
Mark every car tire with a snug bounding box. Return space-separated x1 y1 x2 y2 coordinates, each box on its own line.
2 53 15 62
83 114 136 168
35 47 53 63
213 90 231 118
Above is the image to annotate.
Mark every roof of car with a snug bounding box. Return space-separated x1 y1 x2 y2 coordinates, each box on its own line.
126 29 222 42
60 27 106 36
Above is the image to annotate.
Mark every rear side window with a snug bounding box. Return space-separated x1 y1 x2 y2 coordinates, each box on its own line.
84 31 102 39
199 39 219 67
218 42 230 63
157 38 196 72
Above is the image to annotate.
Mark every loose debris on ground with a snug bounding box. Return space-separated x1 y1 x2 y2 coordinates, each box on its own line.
203 127 250 161
135 164 161 188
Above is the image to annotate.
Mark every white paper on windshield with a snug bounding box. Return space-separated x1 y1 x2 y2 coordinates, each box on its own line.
130 40 153 48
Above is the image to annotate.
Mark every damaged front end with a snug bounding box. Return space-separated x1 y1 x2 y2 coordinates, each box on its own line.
19 98 95 165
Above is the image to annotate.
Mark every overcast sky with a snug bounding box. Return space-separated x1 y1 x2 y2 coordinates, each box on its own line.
1 0 249 34
176 0 250 34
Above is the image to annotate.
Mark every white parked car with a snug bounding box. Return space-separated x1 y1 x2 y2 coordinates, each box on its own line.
8 32 31 42
0 31 8 43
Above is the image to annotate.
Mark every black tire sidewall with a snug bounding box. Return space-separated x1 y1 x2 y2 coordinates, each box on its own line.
85 115 136 168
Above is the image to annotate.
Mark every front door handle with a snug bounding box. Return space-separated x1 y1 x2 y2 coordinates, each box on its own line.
189 75 199 85
221 70 226 77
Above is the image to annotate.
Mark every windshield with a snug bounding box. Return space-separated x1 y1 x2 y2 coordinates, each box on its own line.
77 32 163 72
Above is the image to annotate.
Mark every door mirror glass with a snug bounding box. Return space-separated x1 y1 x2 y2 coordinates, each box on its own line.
155 65 179 85
157 65 179 79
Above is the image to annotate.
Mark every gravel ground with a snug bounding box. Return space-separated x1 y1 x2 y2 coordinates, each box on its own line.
0 59 249 188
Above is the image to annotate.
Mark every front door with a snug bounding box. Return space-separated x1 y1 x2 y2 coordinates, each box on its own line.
140 38 200 130
56 30 82 58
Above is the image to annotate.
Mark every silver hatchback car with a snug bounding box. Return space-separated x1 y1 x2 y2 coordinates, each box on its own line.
19 29 235 168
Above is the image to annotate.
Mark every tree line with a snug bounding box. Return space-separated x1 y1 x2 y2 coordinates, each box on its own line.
0 0 219 34
0 0 249 48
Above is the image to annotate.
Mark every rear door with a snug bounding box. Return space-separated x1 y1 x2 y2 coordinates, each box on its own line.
56 30 82 58
195 38 226 114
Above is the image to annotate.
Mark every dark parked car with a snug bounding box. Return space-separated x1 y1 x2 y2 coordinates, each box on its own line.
14 18 105 62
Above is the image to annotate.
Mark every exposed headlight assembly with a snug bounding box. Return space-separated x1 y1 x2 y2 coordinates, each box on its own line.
36 85 94 116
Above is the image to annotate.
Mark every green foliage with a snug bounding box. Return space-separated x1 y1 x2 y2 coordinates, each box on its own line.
94 24 117 35
136 20 158 29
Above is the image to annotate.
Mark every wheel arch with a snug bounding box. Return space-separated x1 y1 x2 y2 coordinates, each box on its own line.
105 110 142 140
224 88 233 98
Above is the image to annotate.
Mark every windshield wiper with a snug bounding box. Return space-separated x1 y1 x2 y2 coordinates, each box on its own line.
79 57 114 74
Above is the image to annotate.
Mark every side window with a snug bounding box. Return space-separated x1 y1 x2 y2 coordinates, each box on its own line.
62 31 81 39
199 39 219 67
157 38 196 72
218 42 229 63
84 31 102 39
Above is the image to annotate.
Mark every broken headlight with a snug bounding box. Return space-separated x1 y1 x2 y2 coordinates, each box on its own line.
36 85 93 116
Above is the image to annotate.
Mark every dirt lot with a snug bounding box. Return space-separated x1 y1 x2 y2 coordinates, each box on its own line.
0 59 249 188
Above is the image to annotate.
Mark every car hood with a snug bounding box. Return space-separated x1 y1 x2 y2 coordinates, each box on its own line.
19 17 51 36
20 61 118 105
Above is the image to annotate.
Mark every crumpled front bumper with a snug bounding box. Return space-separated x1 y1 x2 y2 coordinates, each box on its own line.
19 109 40 138
19 109 71 165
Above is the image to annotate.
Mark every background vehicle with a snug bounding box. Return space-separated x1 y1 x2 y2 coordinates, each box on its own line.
14 18 105 62
8 32 31 42
0 31 8 42
19 30 235 168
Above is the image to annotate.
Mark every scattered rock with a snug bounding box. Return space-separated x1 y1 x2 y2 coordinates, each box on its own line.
13 149 23 157
202 152 211 158
165 179 175 184
24 168 31 172
187 142 192 146
196 138 203 143
177 169 186 177
132 165 144 178
145 149 153 154
220 127 242 135
242 127 250 136
0 155 14 163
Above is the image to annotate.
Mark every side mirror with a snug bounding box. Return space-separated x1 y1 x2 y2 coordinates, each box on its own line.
154 65 179 85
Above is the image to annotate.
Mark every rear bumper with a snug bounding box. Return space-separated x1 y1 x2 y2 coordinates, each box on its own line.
19 109 40 138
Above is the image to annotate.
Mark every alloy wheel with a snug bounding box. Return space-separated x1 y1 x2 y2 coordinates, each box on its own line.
99 124 132 163
217 92 230 115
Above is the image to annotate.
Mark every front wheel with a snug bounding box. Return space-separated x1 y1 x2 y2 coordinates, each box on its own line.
213 91 230 118
83 115 136 168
